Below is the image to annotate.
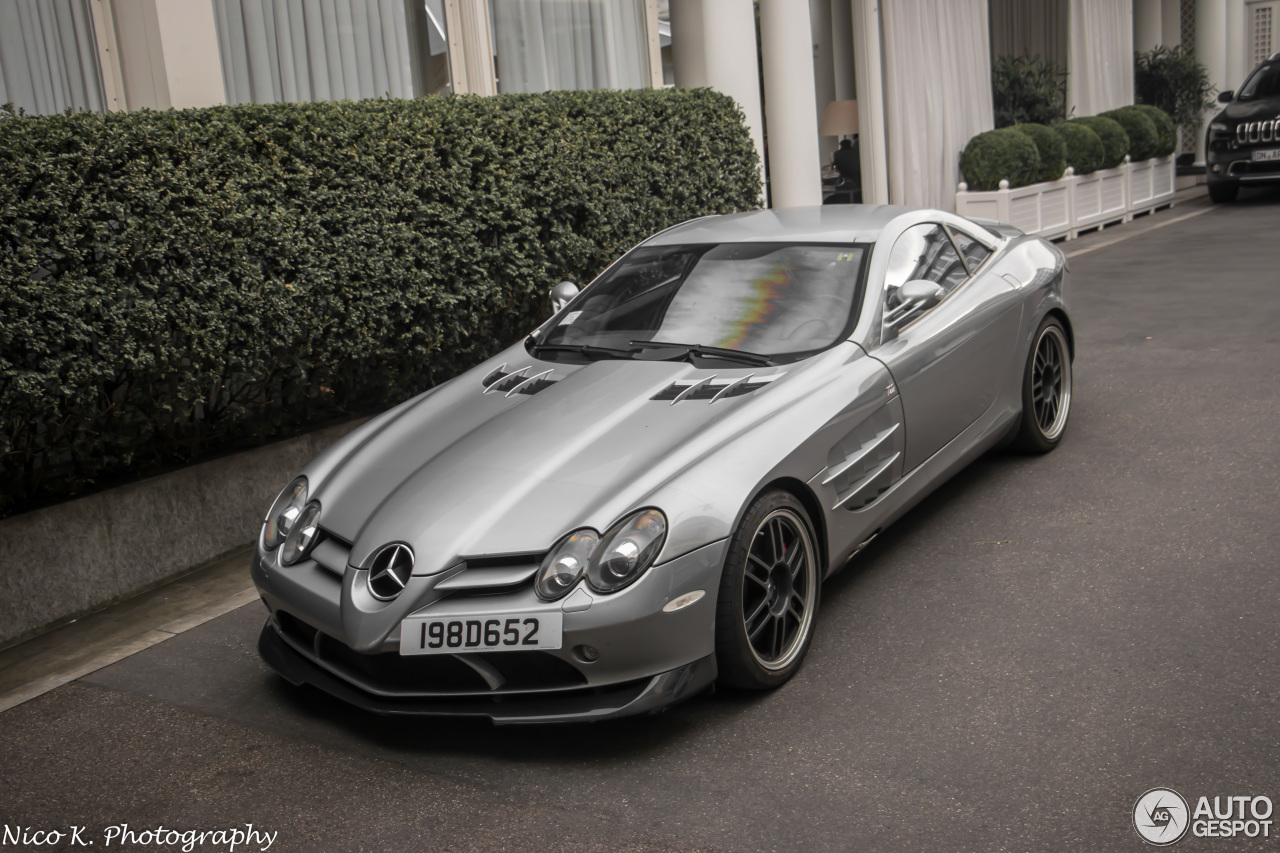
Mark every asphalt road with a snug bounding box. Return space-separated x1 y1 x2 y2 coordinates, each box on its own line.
3 190 1279 852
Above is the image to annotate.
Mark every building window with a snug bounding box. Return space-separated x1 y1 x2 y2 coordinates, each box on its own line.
213 0 450 105
0 0 105 116
490 0 650 93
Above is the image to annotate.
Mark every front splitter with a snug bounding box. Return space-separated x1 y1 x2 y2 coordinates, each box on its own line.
258 619 716 725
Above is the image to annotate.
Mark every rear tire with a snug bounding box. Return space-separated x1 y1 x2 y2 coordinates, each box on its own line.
1011 316 1072 453
1208 181 1238 203
715 491 820 690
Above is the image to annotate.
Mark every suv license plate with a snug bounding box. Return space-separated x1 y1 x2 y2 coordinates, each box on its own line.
1252 149 1280 162
399 613 563 655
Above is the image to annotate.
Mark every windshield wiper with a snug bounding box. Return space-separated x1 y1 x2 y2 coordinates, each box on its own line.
530 342 637 360
628 340 775 366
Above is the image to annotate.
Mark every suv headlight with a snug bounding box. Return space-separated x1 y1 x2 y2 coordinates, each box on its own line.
263 477 307 550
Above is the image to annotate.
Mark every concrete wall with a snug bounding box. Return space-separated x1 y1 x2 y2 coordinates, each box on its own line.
0 420 365 649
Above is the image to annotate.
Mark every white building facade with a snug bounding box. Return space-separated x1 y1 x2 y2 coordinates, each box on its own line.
0 0 1265 206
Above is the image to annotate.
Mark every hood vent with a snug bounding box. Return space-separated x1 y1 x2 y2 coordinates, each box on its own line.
651 373 784 404
481 365 558 397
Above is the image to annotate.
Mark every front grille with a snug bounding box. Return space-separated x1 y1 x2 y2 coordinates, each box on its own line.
1237 117 1280 145
310 529 352 577
274 610 586 696
434 553 542 597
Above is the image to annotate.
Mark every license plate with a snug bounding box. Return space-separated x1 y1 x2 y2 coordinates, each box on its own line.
399 612 563 655
1252 149 1280 162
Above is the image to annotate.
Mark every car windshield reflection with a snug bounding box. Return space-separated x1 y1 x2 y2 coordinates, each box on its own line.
533 242 869 364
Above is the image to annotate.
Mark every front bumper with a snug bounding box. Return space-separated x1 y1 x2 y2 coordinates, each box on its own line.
1206 147 1280 185
259 621 716 724
251 537 727 722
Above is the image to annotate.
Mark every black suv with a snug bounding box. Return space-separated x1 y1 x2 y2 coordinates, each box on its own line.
1206 53 1280 202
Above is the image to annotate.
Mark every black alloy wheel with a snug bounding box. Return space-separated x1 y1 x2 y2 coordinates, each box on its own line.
715 490 820 690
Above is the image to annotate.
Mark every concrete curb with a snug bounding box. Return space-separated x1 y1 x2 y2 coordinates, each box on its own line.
0 419 365 649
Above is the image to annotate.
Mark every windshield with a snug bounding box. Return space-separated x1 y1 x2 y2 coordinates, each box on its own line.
1239 63 1280 100
535 243 868 363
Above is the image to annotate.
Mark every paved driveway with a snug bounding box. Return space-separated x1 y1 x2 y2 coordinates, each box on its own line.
2 191 1278 852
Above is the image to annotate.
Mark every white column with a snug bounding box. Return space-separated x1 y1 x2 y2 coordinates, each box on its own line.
812 0 837 164
851 0 888 205
831 0 856 101
670 0 766 193
1195 0 1228 164
1161 0 1182 45
152 1 226 108
760 0 823 207
444 0 497 95
1135 0 1164 51
1226 0 1246 91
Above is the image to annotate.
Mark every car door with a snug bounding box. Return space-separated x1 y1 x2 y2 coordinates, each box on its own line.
869 223 1023 472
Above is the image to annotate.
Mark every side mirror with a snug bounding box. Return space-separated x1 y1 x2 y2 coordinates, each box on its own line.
1218 90 1234 103
549 281 579 313
899 279 945 309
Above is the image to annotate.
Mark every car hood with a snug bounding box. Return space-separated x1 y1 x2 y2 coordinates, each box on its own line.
1220 96 1280 122
310 349 804 572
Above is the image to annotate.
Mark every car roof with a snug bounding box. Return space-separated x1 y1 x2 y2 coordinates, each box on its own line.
645 205 921 246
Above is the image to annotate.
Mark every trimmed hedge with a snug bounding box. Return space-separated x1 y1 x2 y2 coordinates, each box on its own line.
1130 103 1177 157
960 128 1041 191
1053 121 1106 175
0 90 762 518
1101 106 1160 161
1011 123 1067 183
1071 115 1130 169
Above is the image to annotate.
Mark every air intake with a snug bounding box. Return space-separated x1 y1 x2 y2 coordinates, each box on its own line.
651 373 783 404
481 365 558 397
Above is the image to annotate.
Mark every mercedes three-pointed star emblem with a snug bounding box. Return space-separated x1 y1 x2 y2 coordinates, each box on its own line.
366 543 415 601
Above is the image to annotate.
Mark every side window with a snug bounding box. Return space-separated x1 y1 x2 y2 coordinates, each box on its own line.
882 224 968 338
948 228 993 274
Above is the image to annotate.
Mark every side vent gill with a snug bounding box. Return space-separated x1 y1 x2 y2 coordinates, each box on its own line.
651 373 784 404
481 364 558 397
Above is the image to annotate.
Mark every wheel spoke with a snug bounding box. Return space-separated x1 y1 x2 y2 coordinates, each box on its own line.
771 617 783 659
747 603 771 641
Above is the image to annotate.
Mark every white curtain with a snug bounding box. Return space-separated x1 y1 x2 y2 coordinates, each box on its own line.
1068 0 1134 116
881 0 995 210
0 0 104 115
491 0 649 94
214 0 419 104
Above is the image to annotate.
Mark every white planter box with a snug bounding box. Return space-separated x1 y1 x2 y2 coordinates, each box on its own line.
954 155 1176 242
1072 162 1129 234
955 172 1074 240
1127 154 1177 216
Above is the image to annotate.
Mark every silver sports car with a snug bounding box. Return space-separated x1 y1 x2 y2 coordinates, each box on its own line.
252 205 1072 724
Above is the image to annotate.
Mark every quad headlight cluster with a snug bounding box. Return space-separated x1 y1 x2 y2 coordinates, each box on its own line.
262 476 323 566
535 509 667 600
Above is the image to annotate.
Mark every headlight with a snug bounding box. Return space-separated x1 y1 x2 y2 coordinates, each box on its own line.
1210 122 1230 132
280 501 322 565
263 477 307 550
535 529 599 600
586 509 667 594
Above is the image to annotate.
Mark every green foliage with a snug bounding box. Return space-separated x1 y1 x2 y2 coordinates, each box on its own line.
960 128 1041 191
1135 46 1216 130
1053 121 1105 175
992 53 1069 128
1129 103 1178 156
0 90 761 517
1071 115 1130 168
1011 123 1067 182
1101 106 1161 161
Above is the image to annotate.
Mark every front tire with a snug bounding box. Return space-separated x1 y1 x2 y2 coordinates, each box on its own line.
715 491 820 690
1208 180 1238 203
1011 316 1073 453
